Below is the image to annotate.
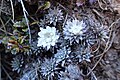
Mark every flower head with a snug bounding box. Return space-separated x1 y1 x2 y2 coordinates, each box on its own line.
37 26 59 50
63 19 86 44
64 19 85 36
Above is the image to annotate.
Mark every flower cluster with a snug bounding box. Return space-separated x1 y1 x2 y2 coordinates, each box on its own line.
64 19 85 35
63 19 86 44
37 26 59 50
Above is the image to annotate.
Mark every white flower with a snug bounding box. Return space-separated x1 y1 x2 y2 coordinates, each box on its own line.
64 19 85 36
37 26 59 50
63 19 86 44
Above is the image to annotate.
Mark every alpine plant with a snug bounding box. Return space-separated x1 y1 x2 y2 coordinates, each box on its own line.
37 26 59 50
63 19 86 44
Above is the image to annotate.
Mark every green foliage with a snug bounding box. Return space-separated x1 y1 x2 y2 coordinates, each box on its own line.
2 18 30 54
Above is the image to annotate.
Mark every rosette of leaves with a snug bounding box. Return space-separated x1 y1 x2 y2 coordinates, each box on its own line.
40 58 55 76
45 7 64 26
20 70 36 80
76 47 93 62
54 47 71 64
63 19 86 45
11 55 24 73
40 58 61 79
63 18 99 62
59 64 82 80
20 59 41 80
97 26 109 42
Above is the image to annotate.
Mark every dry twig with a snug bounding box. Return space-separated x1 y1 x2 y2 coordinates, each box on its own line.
9 0 14 22
88 67 97 80
20 0 31 45
0 17 7 36
62 13 68 28
0 0 4 16
87 17 119 76
86 17 120 76
97 0 107 10
2 65 13 80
